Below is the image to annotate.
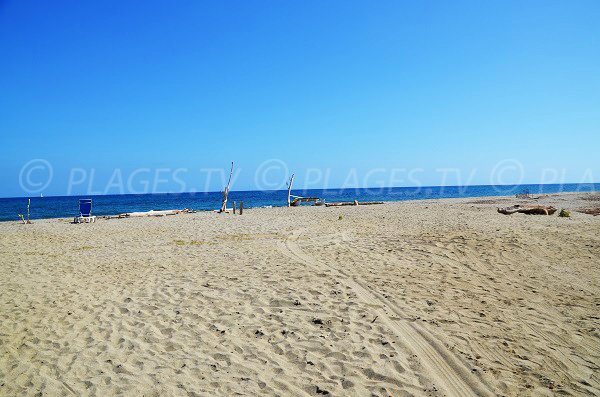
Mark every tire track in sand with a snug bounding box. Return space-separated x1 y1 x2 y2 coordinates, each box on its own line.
278 228 494 397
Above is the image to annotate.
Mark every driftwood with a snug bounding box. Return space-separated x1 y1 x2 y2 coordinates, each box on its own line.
576 207 600 216
18 199 33 224
325 201 384 207
497 205 557 215
219 162 234 213
287 174 295 207
287 174 323 207
290 197 320 206
18 214 32 224
112 208 194 218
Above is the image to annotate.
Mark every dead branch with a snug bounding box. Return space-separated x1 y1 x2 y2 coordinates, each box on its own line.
287 174 295 207
219 162 234 213
497 205 557 215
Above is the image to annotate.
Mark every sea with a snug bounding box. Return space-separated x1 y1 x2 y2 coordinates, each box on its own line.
0 183 597 222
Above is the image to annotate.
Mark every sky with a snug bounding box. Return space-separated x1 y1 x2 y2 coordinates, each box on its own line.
0 0 599 197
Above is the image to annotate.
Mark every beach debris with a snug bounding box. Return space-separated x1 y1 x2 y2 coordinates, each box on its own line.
575 207 600 216
286 173 325 206
497 205 557 215
112 209 195 219
287 173 295 207
289 196 321 206
338 215 343 221
515 190 547 199
315 386 330 395
18 199 33 224
325 201 384 207
558 209 571 218
218 161 234 213
18 214 30 224
516 189 532 199
312 318 324 325
515 189 549 200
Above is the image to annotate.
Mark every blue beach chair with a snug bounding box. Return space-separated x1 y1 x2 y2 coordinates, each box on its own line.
75 199 96 223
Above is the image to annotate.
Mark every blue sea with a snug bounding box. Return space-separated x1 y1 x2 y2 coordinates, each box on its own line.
0 183 597 222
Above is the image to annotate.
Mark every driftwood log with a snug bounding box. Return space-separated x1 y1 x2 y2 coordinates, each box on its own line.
290 197 320 206
325 201 384 207
575 207 600 216
497 205 557 215
113 209 194 218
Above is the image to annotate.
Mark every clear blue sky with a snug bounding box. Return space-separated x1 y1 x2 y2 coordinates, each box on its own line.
1 1 599 197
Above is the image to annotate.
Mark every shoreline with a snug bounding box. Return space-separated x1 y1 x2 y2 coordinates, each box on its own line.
4 190 598 224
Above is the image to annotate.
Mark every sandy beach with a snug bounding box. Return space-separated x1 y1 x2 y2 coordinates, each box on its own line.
1 192 599 396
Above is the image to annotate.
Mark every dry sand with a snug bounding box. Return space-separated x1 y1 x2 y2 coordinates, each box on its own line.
1 192 599 396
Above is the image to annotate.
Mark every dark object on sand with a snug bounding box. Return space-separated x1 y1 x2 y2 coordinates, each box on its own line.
558 209 571 218
497 205 557 215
